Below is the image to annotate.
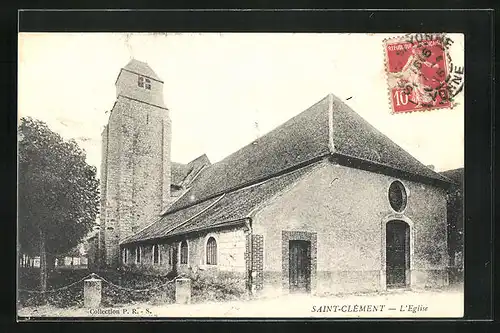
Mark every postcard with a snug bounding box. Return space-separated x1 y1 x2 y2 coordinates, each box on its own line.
17 32 464 319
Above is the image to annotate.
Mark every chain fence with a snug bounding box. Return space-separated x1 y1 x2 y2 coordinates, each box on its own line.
19 272 187 294
91 272 187 292
18 269 246 308
18 271 189 308
18 273 94 294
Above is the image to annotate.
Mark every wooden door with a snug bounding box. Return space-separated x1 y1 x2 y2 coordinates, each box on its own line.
386 221 410 288
289 240 311 293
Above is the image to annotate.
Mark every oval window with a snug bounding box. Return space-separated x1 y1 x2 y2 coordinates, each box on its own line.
388 181 407 212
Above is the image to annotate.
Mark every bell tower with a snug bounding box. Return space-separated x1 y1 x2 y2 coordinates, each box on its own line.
99 59 172 268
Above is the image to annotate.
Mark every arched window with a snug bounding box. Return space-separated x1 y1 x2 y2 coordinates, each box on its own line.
152 244 159 264
122 248 128 264
168 246 173 265
206 237 217 265
180 240 188 265
135 246 141 264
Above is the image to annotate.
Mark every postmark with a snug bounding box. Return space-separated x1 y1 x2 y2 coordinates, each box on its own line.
384 33 464 114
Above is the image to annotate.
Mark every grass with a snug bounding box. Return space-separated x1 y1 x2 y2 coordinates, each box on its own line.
17 267 177 308
17 267 248 309
190 270 247 303
18 285 465 318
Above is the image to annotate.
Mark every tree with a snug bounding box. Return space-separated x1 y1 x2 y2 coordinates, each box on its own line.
18 117 99 293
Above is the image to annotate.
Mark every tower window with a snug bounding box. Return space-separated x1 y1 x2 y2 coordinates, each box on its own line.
180 240 188 265
138 76 151 90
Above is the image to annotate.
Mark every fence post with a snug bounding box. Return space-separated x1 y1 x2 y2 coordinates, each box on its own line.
175 278 191 304
84 274 102 308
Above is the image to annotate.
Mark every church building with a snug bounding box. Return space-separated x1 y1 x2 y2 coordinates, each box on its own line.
99 59 452 296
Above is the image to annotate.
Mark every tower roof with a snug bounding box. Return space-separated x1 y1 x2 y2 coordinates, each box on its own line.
121 59 162 82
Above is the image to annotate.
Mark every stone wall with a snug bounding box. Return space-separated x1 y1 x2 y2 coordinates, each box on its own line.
245 234 264 293
115 69 165 108
121 243 173 275
121 226 248 277
98 125 108 268
252 159 449 296
100 67 171 268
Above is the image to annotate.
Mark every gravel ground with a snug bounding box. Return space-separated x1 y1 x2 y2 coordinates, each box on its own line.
18 285 463 319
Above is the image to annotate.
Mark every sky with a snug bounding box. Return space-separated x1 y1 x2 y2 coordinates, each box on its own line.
18 33 464 178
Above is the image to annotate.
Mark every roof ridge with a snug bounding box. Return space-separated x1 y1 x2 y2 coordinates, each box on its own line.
327 93 336 154
206 94 331 166
117 59 163 83
189 153 210 163
163 94 332 211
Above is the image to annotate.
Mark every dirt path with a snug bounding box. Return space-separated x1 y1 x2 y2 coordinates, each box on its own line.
18 287 463 319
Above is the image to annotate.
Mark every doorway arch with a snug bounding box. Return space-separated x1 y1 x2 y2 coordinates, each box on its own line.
380 216 414 290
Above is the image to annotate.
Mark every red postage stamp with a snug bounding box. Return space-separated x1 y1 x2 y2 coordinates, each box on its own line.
384 34 458 114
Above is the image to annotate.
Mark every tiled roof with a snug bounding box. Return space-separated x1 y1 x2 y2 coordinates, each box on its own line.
122 59 162 81
171 162 191 186
166 94 449 213
328 94 449 183
170 154 211 187
166 95 332 212
123 93 452 244
439 168 463 186
121 161 319 244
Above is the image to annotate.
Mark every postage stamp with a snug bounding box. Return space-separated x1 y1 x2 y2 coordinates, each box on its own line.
384 33 464 114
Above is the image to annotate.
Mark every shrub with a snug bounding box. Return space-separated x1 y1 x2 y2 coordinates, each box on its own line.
96 269 176 307
190 269 247 303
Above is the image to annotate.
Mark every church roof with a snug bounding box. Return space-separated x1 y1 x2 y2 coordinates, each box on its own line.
122 93 451 244
166 93 449 213
171 163 191 186
166 95 332 213
328 93 447 183
122 161 319 244
171 154 211 187
439 167 463 186
121 59 162 81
